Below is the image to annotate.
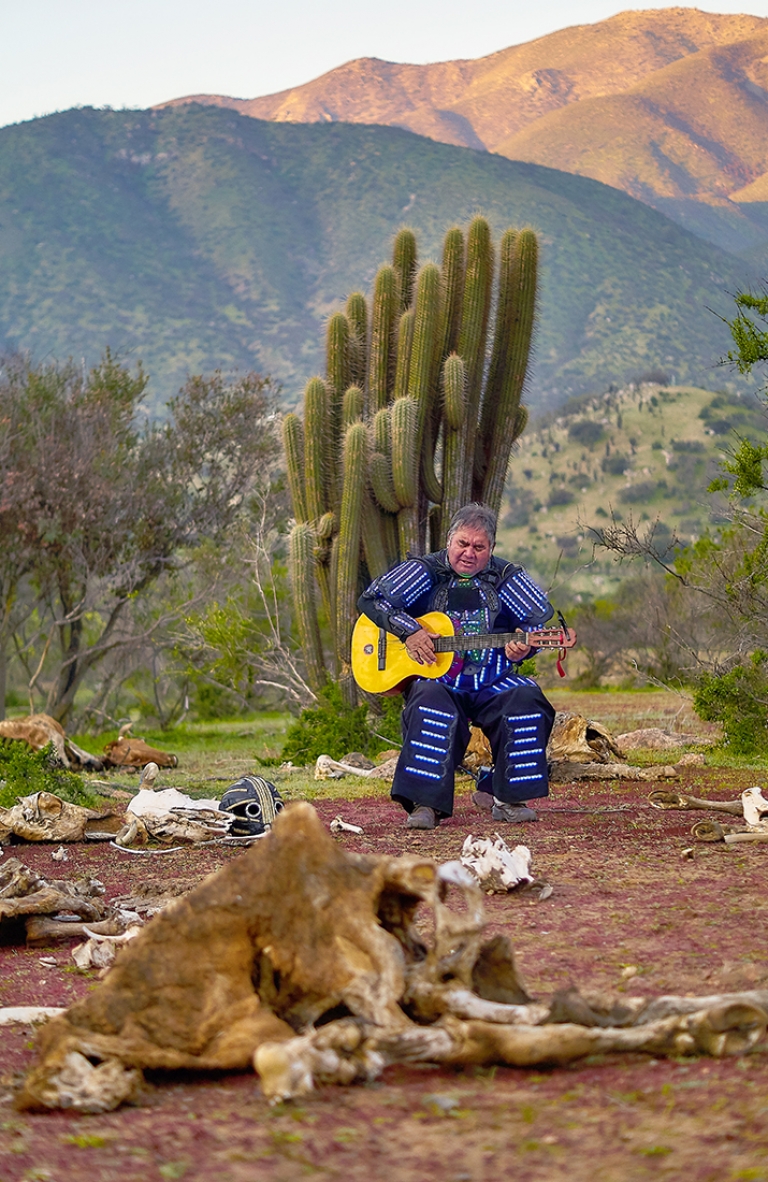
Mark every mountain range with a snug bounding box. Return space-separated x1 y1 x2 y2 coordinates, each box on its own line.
0 104 752 413
162 7 768 258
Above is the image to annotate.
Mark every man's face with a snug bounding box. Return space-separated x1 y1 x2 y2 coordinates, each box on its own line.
446 526 493 576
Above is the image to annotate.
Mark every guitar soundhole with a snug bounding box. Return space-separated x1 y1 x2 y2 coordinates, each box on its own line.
364 644 374 655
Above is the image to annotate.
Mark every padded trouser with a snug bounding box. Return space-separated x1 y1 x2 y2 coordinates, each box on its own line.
391 677 555 817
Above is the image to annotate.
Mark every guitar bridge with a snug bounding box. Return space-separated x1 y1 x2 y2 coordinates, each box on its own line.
377 628 387 671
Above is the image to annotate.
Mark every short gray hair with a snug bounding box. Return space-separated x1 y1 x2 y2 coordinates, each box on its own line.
446 503 497 549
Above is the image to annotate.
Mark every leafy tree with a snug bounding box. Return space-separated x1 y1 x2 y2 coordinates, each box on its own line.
586 286 768 748
0 353 280 723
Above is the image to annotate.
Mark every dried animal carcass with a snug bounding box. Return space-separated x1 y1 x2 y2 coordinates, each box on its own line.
102 724 178 769
0 791 119 845
0 713 103 770
112 786 234 849
17 803 768 1115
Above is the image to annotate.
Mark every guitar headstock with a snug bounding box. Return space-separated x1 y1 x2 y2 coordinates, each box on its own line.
528 627 578 650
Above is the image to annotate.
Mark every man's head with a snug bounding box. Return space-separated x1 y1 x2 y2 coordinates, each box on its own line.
445 503 496 576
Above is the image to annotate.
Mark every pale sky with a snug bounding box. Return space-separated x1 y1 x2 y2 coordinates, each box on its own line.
2 0 767 129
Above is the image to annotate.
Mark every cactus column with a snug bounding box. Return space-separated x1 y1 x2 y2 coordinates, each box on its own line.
282 218 539 701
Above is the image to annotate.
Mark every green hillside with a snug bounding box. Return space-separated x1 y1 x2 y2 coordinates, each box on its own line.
497 381 766 599
0 105 757 414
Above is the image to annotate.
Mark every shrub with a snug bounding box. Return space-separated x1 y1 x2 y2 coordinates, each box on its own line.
602 453 629 476
568 420 605 446
694 652 768 754
0 743 100 809
281 682 402 764
548 487 575 507
619 480 665 504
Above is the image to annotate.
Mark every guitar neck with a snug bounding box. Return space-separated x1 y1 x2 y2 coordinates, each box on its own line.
433 630 537 653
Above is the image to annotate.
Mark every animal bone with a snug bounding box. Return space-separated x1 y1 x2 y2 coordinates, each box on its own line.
741 786 768 828
460 834 533 892
650 790 744 815
314 755 377 779
71 924 143 971
330 816 364 834
16 804 768 1115
692 819 728 842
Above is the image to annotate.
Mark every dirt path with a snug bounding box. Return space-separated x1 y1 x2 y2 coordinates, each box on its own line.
2 767 768 1181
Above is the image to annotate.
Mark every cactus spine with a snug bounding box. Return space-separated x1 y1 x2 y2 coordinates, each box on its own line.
283 219 539 701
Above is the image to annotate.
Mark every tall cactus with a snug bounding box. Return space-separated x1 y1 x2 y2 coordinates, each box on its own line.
335 423 367 704
480 230 538 514
367 266 397 414
288 522 325 693
282 218 539 698
393 228 417 312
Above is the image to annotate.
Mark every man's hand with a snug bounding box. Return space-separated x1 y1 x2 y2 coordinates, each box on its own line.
505 640 532 662
405 627 439 665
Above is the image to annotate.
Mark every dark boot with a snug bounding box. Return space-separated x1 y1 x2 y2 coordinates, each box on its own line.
406 805 438 830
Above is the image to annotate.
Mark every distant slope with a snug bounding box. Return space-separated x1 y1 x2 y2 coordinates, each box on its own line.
498 383 765 597
161 8 768 254
0 106 753 413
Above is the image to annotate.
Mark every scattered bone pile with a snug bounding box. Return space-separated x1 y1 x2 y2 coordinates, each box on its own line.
16 803 768 1114
651 785 768 845
0 857 135 948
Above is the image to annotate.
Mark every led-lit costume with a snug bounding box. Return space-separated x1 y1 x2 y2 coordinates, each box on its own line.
358 551 556 817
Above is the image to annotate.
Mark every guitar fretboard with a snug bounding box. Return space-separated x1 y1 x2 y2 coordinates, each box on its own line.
431 630 563 653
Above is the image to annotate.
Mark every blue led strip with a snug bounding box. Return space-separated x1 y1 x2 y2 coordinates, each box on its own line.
504 711 548 786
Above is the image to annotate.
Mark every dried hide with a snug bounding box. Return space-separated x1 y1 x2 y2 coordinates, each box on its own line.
0 792 119 844
0 714 103 771
548 712 626 764
16 803 768 1115
102 737 178 769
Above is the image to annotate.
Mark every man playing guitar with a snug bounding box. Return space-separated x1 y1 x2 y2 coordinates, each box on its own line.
357 503 558 831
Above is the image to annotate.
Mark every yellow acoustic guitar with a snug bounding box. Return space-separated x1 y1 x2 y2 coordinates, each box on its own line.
351 610 577 694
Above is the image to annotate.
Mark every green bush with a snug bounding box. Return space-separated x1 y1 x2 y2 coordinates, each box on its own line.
693 652 768 754
282 683 403 764
0 743 101 809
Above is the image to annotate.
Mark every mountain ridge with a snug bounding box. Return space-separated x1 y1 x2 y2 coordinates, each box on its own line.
159 8 768 254
0 106 754 413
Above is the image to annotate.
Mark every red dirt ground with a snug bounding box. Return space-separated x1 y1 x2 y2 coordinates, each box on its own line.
2 768 768 1182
